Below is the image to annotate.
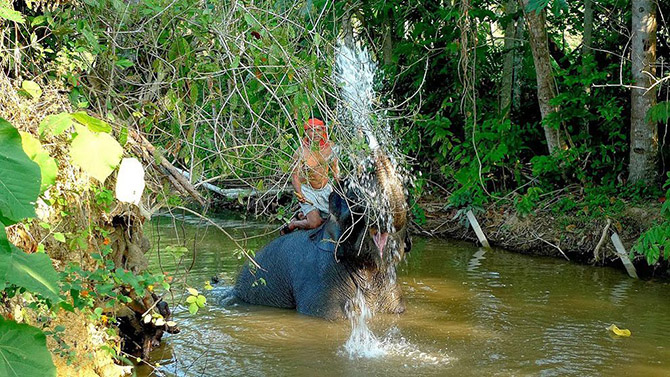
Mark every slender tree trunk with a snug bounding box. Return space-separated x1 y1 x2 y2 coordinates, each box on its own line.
382 9 395 66
582 0 594 88
581 0 595 134
500 0 518 118
512 14 524 111
628 0 658 184
521 0 567 154
341 14 355 49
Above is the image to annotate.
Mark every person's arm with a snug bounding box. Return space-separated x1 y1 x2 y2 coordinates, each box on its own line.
291 149 306 202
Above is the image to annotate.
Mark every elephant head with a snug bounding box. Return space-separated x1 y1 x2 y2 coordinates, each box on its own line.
327 151 412 269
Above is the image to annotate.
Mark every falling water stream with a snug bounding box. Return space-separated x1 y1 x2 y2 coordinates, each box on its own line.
139 213 670 377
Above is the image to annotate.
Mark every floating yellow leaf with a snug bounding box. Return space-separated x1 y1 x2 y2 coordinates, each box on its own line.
607 324 631 337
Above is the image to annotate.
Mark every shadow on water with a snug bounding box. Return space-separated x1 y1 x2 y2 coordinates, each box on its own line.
139 214 670 377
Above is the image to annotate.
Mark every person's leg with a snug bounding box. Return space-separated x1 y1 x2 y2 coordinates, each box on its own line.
287 210 323 231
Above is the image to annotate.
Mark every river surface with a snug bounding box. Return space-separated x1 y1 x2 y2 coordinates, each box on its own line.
139 213 670 376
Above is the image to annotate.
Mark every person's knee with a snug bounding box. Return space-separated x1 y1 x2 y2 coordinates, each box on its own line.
306 212 323 228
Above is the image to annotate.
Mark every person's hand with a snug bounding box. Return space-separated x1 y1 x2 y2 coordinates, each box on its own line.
295 191 307 203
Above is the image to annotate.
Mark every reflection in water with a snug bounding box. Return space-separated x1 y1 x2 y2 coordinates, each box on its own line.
467 248 487 272
609 279 633 306
141 215 670 377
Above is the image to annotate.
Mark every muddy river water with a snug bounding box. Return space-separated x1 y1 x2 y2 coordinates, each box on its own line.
139 213 670 376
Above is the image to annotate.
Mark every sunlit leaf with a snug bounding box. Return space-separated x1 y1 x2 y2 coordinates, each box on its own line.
0 4 25 23
71 112 112 133
115 58 134 69
21 80 42 99
70 124 123 183
39 113 74 137
20 132 58 193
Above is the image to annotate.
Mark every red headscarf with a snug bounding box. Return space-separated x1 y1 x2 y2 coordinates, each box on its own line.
303 118 328 148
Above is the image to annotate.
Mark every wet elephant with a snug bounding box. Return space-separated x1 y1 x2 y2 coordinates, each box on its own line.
234 152 411 319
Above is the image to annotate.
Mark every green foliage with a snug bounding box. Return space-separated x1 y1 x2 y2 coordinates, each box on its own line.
525 0 568 16
21 80 42 99
0 119 60 300
632 174 670 265
20 132 58 193
185 288 206 315
93 186 114 212
16 0 333 190
0 117 41 225
39 113 74 137
61 244 168 312
70 124 122 183
0 317 56 377
515 187 544 215
0 249 61 302
0 120 59 376
0 2 25 23
646 101 670 124
71 112 112 133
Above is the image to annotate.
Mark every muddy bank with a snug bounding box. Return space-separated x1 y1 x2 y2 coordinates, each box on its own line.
207 190 668 279
412 199 668 279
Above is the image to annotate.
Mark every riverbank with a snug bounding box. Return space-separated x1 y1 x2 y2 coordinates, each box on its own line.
411 196 668 280
209 191 668 280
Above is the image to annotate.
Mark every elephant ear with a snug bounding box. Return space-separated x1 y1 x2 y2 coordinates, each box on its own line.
328 190 350 222
317 220 342 254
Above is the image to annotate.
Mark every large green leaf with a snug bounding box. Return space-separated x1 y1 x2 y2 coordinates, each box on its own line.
39 113 74 137
0 118 40 225
70 124 123 183
4 248 60 302
20 132 58 193
0 225 10 254
0 3 25 23
0 317 56 377
71 111 112 133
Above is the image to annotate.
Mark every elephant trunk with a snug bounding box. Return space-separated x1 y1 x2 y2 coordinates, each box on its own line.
374 151 407 230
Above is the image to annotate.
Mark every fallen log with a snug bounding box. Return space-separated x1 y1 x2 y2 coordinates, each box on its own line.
175 168 291 200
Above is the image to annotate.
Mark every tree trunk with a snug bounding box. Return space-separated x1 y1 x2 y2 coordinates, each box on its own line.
582 0 594 87
381 7 395 67
500 0 518 118
581 0 594 135
628 0 658 184
521 0 567 154
512 14 524 111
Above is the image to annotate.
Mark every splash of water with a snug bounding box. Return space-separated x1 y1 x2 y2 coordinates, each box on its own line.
335 41 380 151
334 39 407 235
341 292 452 365
342 290 386 358
335 36 450 366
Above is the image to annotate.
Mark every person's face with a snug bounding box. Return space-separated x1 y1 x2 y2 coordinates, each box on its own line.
306 126 325 142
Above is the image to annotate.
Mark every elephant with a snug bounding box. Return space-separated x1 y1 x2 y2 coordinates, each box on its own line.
234 152 411 320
